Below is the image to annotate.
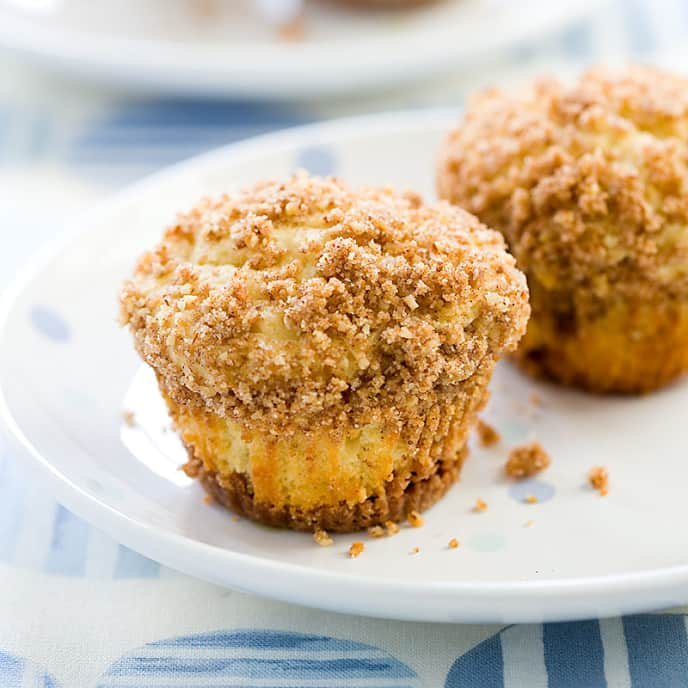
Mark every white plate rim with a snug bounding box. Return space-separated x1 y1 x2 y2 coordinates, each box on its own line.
2 108 688 623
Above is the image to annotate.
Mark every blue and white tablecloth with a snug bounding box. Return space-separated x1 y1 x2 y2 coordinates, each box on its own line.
3 1 688 685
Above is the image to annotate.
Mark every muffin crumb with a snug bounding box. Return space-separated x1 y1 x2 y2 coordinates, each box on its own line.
348 541 365 558
524 495 538 504
588 466 609 496
203 494 214 505
448 538 460 549
313 529 334 547
524 520 534 528
409 546 420 555
385 521 400 536
122 410 136 427
407 511 425 528
474 498 488 512
231 514 241 523
505 441 551 479
476 419 500 447
367 525 386 538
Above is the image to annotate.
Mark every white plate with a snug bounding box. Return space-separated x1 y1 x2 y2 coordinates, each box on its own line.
0 0 601 98
2 110 688 623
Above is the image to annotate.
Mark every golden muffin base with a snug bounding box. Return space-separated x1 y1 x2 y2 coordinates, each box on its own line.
185 447 467 533
515 289 688 394
173 363 492 532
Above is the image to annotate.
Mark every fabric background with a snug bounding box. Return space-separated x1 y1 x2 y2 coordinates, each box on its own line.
2 1 688 685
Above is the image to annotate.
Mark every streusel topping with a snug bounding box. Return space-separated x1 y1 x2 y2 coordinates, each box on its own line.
120 173 528 434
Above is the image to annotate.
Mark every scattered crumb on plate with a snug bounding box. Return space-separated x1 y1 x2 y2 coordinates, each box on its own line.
313 529 334 547
203 494 214 505
448 538 460 549
524 494 538 504
231 514 241 523
588 466 609 496
367 525 386 538
523 520 534 528
349 541 365 559
122 410 136 427
407 510 424 528
476 419 500 447
409 546 420 555
474 498 488 513
505 441 551 478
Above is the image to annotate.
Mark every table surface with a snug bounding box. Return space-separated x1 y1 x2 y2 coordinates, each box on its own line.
3 1 688 686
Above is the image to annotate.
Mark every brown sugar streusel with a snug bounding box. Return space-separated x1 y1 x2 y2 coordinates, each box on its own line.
588 466 609 496
407 511 424 528
505 441 551 479
348 541 365 558
476 419 500 447
385 521 400 536
313 529 334 546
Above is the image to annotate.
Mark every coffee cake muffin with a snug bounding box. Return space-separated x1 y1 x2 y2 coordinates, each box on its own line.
437 66 688 393
120 173 529 531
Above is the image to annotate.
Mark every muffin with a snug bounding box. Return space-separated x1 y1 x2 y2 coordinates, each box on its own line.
437 66 688 393
120 173 529 531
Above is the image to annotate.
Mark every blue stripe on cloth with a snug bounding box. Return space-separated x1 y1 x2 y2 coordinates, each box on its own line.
0 651 22 688
560 21 594 59
114 545 160 579
544 621 606 688
624 615 688 688
620 0 656 53
43 505 89 576
0 452 26 563
445 633 503 687
149 630 371 651
103 657 414 679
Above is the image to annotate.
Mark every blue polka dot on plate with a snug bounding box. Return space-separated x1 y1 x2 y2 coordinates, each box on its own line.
509 478 555 504
294 146 337 176
30 306 70 342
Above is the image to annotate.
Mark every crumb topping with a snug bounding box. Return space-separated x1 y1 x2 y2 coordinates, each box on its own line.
313 529 334 546
588 466 609 495
438 66 688 310
407 510 424 528
367 525 386 538
476 418 500 447
120 173 529 435
385 520 400 536
505 441 551 478
348 541 365 558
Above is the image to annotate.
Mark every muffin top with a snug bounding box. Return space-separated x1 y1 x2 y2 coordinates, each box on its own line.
120 173 528 432
437 66 688 301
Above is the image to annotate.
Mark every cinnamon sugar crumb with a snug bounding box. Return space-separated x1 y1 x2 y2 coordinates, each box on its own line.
122 410 136 427
588 466 609 495
407 511 424 528
313 529 333 547
474 498 488 512
348 541 365 559
448 538 460 549
505 441 551 479
476 419 500 447
385 521 400 536
409 546 420 555
367 526 386 538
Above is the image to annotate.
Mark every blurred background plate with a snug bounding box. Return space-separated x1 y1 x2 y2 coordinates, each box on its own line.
0 0 603 99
